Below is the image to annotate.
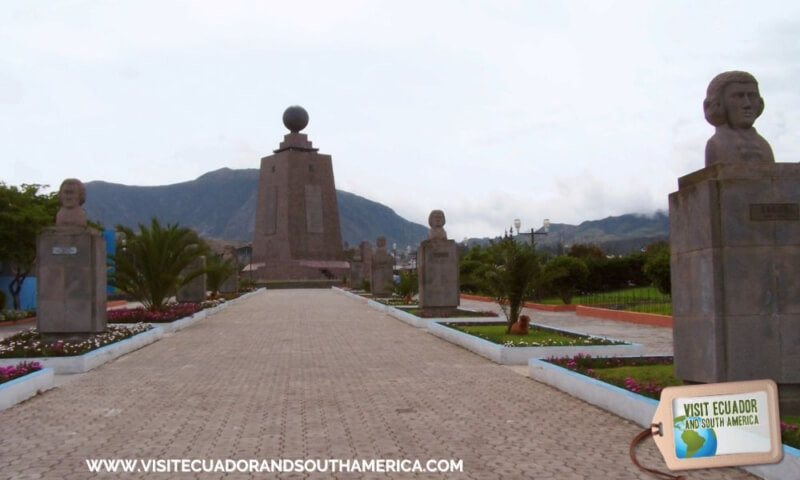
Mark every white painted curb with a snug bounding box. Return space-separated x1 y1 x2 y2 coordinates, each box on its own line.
0 368 54 411
331 286 370 303
427 322 643 365
0 327 163 374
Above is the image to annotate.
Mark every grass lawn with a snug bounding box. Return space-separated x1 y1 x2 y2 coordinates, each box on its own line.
447 323 625 347
546 355 800 449
537 286 672 315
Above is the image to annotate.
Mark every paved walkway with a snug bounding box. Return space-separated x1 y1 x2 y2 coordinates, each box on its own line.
0 290 755 479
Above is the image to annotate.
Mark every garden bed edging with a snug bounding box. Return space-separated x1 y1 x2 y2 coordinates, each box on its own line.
0 368 54 411
428 322 643 365
0 327 164 374
527 358 800 480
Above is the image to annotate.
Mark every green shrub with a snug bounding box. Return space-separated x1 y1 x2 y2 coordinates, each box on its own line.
542 256 589 304
643 247 671 294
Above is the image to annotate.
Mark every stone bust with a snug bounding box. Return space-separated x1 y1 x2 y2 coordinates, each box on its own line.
55 178 88 227
427 209 447 240
376 236 387 250
703 71 774 166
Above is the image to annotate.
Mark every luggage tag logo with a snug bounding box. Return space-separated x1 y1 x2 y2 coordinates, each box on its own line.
650 379 783 470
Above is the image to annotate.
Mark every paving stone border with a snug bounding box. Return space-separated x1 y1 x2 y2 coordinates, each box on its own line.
528 358 800 480
0 368 54 411
0 327 163 374
427 321 644 365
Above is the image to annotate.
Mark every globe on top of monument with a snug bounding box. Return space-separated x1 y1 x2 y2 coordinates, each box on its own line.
283 105 309 133
703 71 774 166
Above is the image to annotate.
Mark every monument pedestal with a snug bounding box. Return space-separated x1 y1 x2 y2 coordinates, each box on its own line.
370 256 394 298
36 226 107 339
418 239 459 315
669 163 800 414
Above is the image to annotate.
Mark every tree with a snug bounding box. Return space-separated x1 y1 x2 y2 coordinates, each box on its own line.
109 218 209 311
481 235 540 333
643 242 671 294
205 254 238 298
567 243 605 259
458 244 494 294
0 183 59 309
542 256 589 304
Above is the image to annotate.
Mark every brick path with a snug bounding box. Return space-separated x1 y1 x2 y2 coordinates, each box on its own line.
0 290 756 479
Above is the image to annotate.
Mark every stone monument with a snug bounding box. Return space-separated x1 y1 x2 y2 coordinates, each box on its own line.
252 106 348 281
670 71 800 414
348 248 363 289
370 236 394 297
36 178 107 338
417 210 459 315
176 256 207 302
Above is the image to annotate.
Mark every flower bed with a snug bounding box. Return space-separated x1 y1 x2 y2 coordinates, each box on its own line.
0 364 54 411
546 354 678 398
528 356 800 480
0 324 153 358
107 303 203 323
0 361 42 385
450 323 626 347
428 321 642 365
0 326 162 374
545 354 800 449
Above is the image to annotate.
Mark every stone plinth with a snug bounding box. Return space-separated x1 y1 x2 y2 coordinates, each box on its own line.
177 257 206 303
371 252 394 298
417 238 459 315
36 226 107 337
669 163 800 413
349 260 363 289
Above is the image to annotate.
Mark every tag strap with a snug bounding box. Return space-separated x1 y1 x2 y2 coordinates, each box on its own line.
630 423 686 480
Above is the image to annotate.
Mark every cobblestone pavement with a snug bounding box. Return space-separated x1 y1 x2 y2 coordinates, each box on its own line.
0 290 756 479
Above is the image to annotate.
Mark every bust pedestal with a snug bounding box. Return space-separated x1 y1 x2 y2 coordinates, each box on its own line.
370 251 394 298
417 238 459 316
669 163 800 414
36 226 107 339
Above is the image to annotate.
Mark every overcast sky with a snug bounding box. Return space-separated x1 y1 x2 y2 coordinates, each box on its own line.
2 1 799 240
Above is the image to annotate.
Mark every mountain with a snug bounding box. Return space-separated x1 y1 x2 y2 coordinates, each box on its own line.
83 168 429 250
83 167 669 255
471 212 669 254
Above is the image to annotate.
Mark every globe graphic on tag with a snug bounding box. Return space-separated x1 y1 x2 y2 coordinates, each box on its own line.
674 416 718 458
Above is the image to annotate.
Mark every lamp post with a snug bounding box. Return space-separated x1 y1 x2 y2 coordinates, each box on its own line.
516 218 550 248
531 218 550 248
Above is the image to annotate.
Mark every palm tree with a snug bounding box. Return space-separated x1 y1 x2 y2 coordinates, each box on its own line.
482 235 540 333
109 218 209 311
205 253 238 298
